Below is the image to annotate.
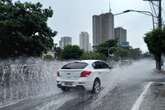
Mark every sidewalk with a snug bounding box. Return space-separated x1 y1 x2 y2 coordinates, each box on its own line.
140 82 165 110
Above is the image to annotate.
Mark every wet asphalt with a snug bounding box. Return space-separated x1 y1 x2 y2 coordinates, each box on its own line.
1 59 165 110
0 82 145 110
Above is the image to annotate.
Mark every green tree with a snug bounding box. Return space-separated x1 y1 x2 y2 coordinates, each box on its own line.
81 52 106 60
0 0 56 58
128 48 142 59
95 40 117 57
113 47 129 60
61 45 83 60
54 47 62 59
111 47 142 60
144 28 165 70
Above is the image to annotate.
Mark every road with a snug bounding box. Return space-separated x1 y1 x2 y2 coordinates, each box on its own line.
1 59 165 110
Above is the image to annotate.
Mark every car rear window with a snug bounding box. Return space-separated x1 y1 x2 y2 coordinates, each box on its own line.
61 62 88 69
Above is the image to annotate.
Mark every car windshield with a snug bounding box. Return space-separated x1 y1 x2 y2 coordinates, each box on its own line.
62 62 88 69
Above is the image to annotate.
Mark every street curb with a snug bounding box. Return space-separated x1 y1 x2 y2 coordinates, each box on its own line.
130 82 153 110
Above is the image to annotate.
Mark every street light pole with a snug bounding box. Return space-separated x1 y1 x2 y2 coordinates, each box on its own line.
115 10 156 29
125 10 156 29
158 0 162 28
144 0 162 28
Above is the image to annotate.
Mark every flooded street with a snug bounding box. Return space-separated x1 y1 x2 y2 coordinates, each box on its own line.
1 0 164 109
0 59 165 110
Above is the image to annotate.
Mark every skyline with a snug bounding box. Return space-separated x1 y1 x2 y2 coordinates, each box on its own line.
14 0 165 52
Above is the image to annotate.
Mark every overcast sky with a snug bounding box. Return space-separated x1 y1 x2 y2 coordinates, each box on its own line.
15 0 165 52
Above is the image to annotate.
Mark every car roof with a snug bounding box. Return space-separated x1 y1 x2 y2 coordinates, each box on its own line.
79 60 102 64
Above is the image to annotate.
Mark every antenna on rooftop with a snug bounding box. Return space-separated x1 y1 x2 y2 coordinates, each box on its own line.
109 0 111 12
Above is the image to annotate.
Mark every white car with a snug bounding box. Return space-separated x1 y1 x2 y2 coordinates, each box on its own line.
56 60 112 93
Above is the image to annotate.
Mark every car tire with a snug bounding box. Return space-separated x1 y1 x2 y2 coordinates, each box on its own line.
60 87 70 92
92 79 101 94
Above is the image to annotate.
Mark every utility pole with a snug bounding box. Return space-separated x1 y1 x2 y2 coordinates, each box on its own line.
109 0 111 12
144 0 162 28
158 0 162 28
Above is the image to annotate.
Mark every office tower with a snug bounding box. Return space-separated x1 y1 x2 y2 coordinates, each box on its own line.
59 36 72 49
93 12 114 46
79 32 90 52
115 27 129 47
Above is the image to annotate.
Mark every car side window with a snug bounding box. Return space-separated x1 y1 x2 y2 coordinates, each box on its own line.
100 62 109 69
92 61 101 69
92 61 109 69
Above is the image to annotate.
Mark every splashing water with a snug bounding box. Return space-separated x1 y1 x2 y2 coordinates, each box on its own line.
0 58 67 106
91 59 164 107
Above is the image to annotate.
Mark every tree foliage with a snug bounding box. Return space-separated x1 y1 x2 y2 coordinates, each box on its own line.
113 47 129 59
54 47 62 60
128 48 142 59
113 47 142 60
81 52 106 60
0 0 56 58
95 40 117 57
61 45 83 60
144 28 165 56
144 28 165 70
94 40 142 60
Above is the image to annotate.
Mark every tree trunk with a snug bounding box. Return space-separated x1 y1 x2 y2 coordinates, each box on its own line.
155 55 162 71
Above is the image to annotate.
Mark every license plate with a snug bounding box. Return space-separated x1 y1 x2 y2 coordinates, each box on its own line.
64 82 73 86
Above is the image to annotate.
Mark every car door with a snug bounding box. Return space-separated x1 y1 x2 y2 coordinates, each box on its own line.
92 61 109 84
92 61 101 80
97 61 111 86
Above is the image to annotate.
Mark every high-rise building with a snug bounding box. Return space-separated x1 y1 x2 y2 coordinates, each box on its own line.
93 12 114 46
79 32 89 52
115 27 129 47
59 36 72 49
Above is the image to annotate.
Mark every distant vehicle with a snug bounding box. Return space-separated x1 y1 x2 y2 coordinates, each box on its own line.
56 60 112 94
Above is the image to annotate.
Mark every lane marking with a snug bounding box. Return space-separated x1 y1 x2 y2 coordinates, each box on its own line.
0 99 25 109
131 82 153 110
37 95 75 110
